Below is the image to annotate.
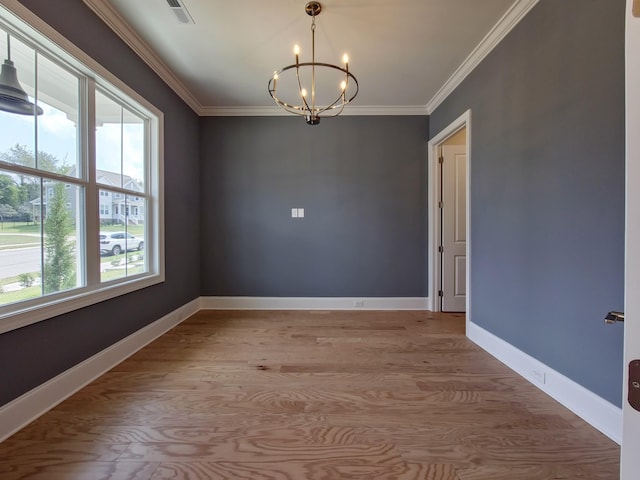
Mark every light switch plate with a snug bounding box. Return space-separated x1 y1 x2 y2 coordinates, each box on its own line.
291 208 298 218
298 208 304 218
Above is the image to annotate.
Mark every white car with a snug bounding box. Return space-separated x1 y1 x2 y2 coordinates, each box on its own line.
99 231 144 256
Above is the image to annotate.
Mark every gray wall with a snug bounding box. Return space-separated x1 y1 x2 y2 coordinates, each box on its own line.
200 116 428 297
0 1 201 406
429 0 625 405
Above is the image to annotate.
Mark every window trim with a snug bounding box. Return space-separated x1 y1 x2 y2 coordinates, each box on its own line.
0 1 165 334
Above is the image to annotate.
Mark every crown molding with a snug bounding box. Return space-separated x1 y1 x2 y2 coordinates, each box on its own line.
84 0 538 118
426 0 540 114
345 105 428 116
199 105 428 117
82 0 203 114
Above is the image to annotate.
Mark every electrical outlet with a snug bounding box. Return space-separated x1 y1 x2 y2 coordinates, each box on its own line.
531 369 546 385
353 300 364 308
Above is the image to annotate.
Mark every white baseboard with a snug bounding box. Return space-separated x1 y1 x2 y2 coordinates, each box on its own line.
200 296 431 311
0 298 200 443
467 321 622 444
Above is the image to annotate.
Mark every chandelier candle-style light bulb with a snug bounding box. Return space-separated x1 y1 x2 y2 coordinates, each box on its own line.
268 1 359 125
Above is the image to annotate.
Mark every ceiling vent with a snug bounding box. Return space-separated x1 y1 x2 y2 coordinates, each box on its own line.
165 0 195 24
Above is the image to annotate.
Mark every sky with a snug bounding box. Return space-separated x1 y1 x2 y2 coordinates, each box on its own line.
0 100 144 185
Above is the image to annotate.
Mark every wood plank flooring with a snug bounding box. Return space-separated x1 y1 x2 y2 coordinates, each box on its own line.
0 310 620 479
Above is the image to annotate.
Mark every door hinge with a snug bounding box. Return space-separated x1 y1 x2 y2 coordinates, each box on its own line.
438 290 444 297
438 245 443 253
438 200 443 209
438 156 444 164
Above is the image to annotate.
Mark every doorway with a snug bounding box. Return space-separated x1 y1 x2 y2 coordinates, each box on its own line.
428 110 470 317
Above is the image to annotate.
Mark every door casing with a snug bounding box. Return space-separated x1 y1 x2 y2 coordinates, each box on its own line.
428 110 471 324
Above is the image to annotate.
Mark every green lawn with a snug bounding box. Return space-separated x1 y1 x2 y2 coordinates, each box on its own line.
0 255 146 304
100 264 145 282
0 285 41 305
0 235 41 250
0 222 40 234
0 274 23 287
100 224 145 235
0 222 144 235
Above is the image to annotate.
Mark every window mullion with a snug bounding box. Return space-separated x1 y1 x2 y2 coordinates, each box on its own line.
84 77 100 287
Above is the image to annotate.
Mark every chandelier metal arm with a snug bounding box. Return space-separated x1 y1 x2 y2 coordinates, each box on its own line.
294 63 312 114
316 79 353 116
268 63 358 122
311 15 316 115
317 92 347 117
269 62 359 102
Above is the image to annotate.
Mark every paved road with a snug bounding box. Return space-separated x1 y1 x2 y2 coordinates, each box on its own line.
0 246 41 278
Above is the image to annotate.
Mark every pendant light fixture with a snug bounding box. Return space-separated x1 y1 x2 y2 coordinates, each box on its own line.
0 33 43 116
268 1 358 125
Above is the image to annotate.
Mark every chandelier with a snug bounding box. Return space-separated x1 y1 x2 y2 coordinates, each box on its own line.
268 1 358 125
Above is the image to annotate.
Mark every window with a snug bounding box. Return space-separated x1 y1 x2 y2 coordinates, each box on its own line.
0 5 164 333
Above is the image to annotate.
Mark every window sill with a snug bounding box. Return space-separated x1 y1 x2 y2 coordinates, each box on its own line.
0 273 165 334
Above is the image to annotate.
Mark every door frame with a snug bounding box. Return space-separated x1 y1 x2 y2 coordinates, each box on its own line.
621 0 640 475
428 110 471 323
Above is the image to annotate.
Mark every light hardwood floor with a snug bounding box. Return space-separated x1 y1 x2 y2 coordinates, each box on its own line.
0 310 620 479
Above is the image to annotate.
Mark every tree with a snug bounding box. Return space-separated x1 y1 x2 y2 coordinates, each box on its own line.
0 204 19 221
15 205 33 222
43 184 75 293
0 144 69 174
0 144 70 207
0 174 21 208
19 273 35 287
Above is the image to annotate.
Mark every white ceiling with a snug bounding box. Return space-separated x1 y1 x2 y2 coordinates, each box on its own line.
91 0 531 115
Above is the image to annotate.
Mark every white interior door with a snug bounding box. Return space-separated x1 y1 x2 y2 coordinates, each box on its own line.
621 1 640 477
441 145 467 312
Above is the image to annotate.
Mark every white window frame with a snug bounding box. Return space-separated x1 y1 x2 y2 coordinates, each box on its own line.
0 2 165 334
